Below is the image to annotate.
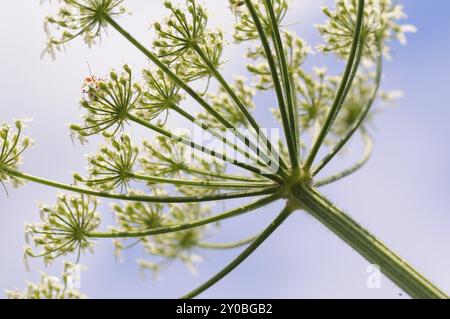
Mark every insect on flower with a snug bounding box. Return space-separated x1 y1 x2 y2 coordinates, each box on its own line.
82 74 105 101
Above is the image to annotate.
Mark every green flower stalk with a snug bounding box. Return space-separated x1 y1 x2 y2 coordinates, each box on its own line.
3 0 447 299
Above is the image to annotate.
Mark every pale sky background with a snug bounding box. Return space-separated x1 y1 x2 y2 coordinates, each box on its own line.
1 0 450 298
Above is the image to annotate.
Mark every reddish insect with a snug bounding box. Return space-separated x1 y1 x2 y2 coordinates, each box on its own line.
82 65 104 101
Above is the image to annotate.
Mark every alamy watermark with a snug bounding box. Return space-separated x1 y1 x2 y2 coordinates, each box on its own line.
170 122 282 174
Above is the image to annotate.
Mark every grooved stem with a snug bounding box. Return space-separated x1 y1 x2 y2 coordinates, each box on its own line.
293 185 448 299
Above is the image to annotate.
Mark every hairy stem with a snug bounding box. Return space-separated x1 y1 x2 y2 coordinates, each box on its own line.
293 185 448 299
181 205 293 299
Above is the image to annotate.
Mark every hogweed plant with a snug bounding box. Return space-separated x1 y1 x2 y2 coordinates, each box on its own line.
2 0 447 299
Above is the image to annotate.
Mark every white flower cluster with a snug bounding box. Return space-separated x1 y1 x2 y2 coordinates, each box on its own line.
75 134 138 192
271 65 398 149
0 120 33 188
41 0 128 59
6 262 86 299
140 135 226 188
113 201 212 277
316 0 417 60
232 0 289 42
137 68 185 123
24 195 100 265
247 31 311 90
153 0 224 80
198 77 256 129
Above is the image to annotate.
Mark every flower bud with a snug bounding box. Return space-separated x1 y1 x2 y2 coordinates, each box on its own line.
110 71 118 81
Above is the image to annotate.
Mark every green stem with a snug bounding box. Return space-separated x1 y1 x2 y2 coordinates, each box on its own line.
193 44 289 176
314 133 373 187
198 234 259 250
88 194 279 238
104 15 282 180
303 0 365 171
293 185 448 299
244 0 299 173
129 172 275 189
263 0 300 171
0 164 279 203
181 205 293 299
167 101 276 174
127 114 283 184
182 166 265 183
312 42 382 176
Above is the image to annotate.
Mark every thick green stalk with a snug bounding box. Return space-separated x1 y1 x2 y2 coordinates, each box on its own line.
88 194 279 238
104 15 283 180
181 205 293 299
303 0 365 171
244 0 299 172
0 164 279 204
293 185 448 299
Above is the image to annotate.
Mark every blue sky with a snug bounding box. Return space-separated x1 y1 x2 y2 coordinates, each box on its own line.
1 0 450 298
